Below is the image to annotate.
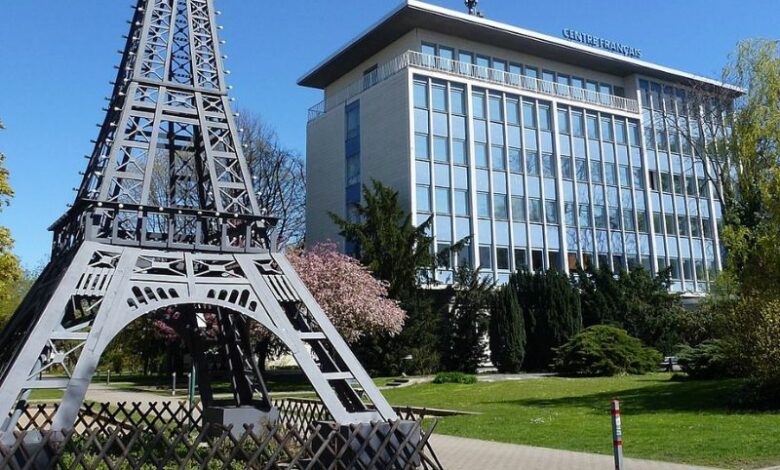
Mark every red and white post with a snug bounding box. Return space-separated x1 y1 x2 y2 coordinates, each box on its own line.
611 399 625 470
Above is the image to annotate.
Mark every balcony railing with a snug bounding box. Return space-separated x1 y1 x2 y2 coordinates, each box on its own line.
307 51 640 122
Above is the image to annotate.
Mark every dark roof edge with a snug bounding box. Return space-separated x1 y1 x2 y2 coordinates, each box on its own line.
298 0 743 94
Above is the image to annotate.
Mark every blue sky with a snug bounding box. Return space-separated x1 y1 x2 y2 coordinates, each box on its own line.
0 0 777 268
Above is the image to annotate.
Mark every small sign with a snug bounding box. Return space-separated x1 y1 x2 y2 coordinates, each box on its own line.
562 29 642 59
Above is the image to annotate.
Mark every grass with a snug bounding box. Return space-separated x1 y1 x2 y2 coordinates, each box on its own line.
382 374 780 469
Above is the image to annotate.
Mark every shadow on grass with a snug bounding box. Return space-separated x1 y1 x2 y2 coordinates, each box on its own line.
484 377 770 415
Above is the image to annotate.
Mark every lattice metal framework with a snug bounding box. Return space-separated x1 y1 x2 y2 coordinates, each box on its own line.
0 0 398 435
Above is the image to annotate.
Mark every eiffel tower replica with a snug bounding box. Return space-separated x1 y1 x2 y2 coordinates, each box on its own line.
0 0 398 434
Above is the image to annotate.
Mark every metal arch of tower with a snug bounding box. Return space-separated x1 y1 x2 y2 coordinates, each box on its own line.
0 0 398 434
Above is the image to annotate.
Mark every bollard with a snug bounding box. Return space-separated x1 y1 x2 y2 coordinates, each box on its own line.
611 399 624 470
172 372 177 396
106 369 111 386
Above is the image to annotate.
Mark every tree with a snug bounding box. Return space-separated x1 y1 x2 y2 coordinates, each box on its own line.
288 242 406 343
239 111 305 249
331 180 434 300
0 267 39 330
573 265 686 354
331 180 439 375
0 119 23 328
440 266 492 373
489 284 526 373
512 270 581 371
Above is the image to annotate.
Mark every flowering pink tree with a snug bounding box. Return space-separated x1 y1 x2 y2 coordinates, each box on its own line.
288 242 406 342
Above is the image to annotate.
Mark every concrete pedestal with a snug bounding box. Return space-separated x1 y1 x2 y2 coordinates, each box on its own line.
202 406 279 437
314 420 422 468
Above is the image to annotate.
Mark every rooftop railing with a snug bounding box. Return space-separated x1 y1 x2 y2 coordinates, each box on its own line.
307 51 640 122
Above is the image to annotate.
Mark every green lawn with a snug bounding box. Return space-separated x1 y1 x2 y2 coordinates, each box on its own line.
382 374 780 469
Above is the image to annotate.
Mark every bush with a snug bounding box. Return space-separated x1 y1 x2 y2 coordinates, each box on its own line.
433 372 477 384
677 340 734 380
553 325 662 377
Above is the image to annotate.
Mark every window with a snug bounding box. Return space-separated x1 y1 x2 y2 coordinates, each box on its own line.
539 105 551 131
615 120 627 145
561 156 573 179
421 43 436 56
637 210 648 232
524 67 538 79
532 250 544 271
686 176 697 196
690 217 701 237
435 187 451 215
542 153 555 178
558 109 570 134
527 151 539 176
660 172 672 193
477 192 490 218
673 174 683 194
437 243 452 269
619 165 631 188
665 214 677 235
494 194 509 219
702 217 713 238
479 245 493 269
506 98 520 125
496 247 510 270
576 159 588 182
433 137 449 162
453 140 468 165
594 205 607 229
509 148 523 173
633 168 644 190
455 190 470 216
653 212 663 233
450 86 465 115
565 202 576 225
579 204 591 227
416 185 431 213
414 81 428 109
432 84 447 112
529 199 543 223
678 215 689 236
472 91 486 119
548 251 561 271
523 102 536 128
601 117 614 142
439 46 454 61
514 249 528 271
670 258 681 279
590 161 603 184
492 146 506 171
572 112 585 137
623 210 635 231
511 197 525 222
475 143 488 168
609 207 621 230
545 200 559 224
604 163 617 185
587 114 599 140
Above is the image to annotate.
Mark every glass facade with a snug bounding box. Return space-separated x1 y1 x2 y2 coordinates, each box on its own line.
345 100 361 255
413 68 721 292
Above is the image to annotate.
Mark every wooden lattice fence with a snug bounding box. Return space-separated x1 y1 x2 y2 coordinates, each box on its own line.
1 400 444 469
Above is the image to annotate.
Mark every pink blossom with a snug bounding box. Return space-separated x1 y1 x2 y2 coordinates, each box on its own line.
288 242 406 342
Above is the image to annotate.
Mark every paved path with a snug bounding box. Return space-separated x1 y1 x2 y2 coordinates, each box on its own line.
83 385 729 470
429 434 721 470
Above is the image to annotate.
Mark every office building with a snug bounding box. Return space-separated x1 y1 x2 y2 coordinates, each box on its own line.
299 0 738 292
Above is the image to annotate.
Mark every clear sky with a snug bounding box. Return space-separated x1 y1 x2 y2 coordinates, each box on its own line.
0 0 777 268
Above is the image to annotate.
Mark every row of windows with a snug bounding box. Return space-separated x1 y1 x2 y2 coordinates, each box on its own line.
421 42 625 98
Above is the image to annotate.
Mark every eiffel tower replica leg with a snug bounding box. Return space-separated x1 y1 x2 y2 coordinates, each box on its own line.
0 0 400 437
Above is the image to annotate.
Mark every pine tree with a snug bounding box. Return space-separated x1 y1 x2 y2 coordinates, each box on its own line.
514 270 582 371
331 180 439 375
489 285 526 373
441 266 492 373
